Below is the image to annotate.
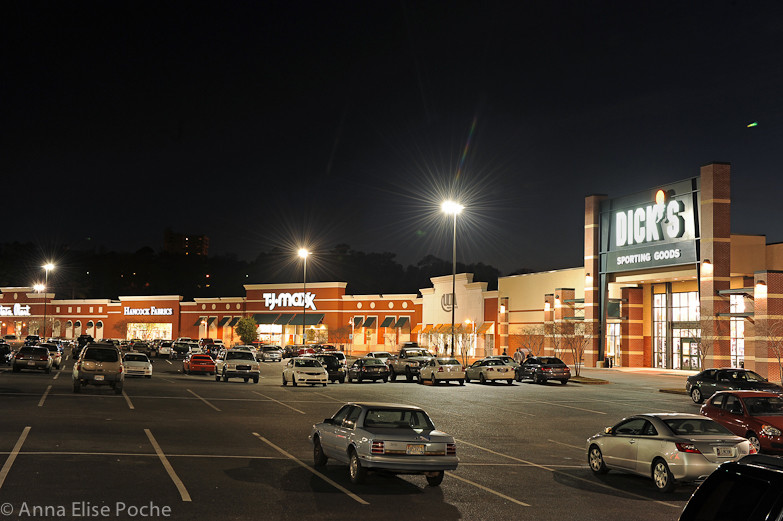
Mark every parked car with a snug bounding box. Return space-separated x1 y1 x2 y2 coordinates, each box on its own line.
123 352 153 378
678 454 783 521
586 413 754 492
686 368 783 404
183 353 216 375
419 357 465 385
41 342 62 369
170 341 190 359
297 346 317 357
331 350 347 369
365 351 393 362
214 349 260 383
157 341 173 357
699 390 783 454
282 345 299 358
12 346 52 373
314 353 346 383
465 358 514 384
347 358 389 383
487 355 521 371
72 343 124 393
0 342 11 365
258 345 283 362
282 357 328 387
309 402 458 485
24 334 41 346
516 356 571 385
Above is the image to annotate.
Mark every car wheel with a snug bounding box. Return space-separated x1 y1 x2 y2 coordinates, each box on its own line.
560 379 568 385
12 365 19 372
349 449 367 485
458 379 464 386
465 375 470 383
431 374 437 386
588 445 608 474
426 471 445 487
389 368 397 382
282 374 287 386
507 378 513 385
222 371 229 382
292 377 297 387
322 383 327 387
114 385 123 395
534 373 546 385
45 366 51 374
479 373 486 385
253 376 259 384
690 387 704 404
347 374 353 383
313 437 328 467
145 375 151 379
405 367 413 382
381 376 387 383
652 458 675 492
747 432 762 454
357 375 363 383
244 377 249 383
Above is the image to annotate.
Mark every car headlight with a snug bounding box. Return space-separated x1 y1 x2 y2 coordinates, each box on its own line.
410 361 419 367
761 425 782 437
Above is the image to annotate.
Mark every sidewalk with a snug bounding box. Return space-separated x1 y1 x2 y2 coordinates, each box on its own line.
580 365 699 377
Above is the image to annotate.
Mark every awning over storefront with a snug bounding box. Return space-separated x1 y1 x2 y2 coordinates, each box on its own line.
421 324 433 334
433 324 446 333
275 313 295 325
207 317 217 326
229 317 241 327
411 323 423 334
218 317 231 327
363 316 376 328
253 314 279 324
353 316 363 328
290 313 325 325
193 316 206 326
394 316 409 329
476 321 494 334
380 316 395 328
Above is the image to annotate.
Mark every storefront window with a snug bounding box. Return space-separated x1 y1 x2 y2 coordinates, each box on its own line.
127 323 172 341
653 293 667 368
730 295 745 368
606 323 620 367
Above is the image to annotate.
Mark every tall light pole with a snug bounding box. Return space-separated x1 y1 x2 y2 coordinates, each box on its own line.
42 263 54 340
33 284 45 337
442 200 464 357
298 248 309 345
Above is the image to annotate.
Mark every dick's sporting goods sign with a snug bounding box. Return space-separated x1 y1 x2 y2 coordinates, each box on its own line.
601 178 699 273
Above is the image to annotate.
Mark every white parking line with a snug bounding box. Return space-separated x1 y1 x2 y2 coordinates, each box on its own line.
312 391 343 403
547 439 584 451
166 360 172 365
38 385 52 407
446 471 530 506
144 429 191 502
186 389 221 412
122 390 135 410
0 426 31 490
252 391 305 414
53 370 61 380
516 400 607 415
252 433 369 505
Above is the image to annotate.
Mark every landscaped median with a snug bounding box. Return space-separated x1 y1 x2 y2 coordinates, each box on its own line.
570 375 610 385
659 388 688 395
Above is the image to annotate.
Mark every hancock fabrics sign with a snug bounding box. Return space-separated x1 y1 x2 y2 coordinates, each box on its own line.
602 179 699 273
0 303 31 317
263 292 316 311
123 307 174 316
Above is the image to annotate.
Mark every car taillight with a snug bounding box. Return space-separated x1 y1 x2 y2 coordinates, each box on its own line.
437 367 444 372
371 441 384 454
749 444 758 454
447 443 456 455
487 368 494 372
118 366 123 373
675 442 701 454
76 362 81 370
543 367 552 372
39 355 48 361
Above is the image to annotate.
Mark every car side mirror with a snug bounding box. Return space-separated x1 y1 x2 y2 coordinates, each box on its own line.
323 418 333 424
604 427 614 435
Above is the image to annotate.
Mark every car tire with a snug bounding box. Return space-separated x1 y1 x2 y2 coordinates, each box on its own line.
389 368 397 382
45 366 51 374
253 376 259 384
313 437 328 467
282 374 287 386
534 373 546 385
244 377 249 383
431 374 438 386
349 449 367 485
381 376 387 383
426 471 444 487
507 379 513 385
691 387 704 404
588 445 608 474
458 379 464 386
145 375 151 379
747 432 762 454
114 385 123 395
215 373 221 382
347 375 353 383
292 378 297 387
652 458 675 492
405 367 414 382
322 383 327 387
560 379 568 385
12 365 19 372
465 375 470 383
479 374 486 385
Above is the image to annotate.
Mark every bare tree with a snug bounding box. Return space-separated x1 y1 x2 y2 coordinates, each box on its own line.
559 321 594 377
546 321 566 360
329 325 352 353
509 325 547 360
758 319 783 384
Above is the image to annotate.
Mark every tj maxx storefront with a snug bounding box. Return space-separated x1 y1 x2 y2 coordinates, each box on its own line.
498 162 783 382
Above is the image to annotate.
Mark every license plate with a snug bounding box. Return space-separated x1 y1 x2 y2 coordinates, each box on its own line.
94 375 104 381
716 447 733 457
27 361 36 366
406 444 425 455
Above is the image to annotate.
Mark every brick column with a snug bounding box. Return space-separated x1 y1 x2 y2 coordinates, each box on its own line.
753 271 783 383
699 163 732 368
584 194 606 368
621 287 644 367
543 294 554 356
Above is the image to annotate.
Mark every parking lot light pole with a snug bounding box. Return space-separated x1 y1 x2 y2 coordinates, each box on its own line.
298 248 309 345
442 200 463 357
42 263 54 339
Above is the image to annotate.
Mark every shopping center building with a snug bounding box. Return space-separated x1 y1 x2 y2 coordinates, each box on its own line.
2 162 782 381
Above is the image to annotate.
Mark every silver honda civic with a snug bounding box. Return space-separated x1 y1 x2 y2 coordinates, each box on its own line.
586 413 754 492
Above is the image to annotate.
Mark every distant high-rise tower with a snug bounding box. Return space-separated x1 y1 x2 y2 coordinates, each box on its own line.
163 229 209 256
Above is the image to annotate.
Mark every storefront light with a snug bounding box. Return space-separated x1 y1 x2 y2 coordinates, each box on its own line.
701 259 713 275
585 273 593 285
544 301 550 312
756 280 767 297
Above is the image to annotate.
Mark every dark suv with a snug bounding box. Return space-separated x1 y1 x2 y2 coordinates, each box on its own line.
679 454 783 520
73 343 124 394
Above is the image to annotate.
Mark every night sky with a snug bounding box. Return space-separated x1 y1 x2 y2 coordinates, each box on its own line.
4 1 783 276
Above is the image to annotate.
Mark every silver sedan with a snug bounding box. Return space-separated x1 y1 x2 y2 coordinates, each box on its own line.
309 402 458 486
586 413 754 492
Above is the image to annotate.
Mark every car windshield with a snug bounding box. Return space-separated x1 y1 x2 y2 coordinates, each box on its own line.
538 357 565 365
124 354 148 362
295 359 322 368
83 348 119 363
404 349 430 357
745 396 783 416
263 346 280 352
226 352 255 361
46 346 59 352
363 409 434 430
317 356 340 368
193 355 212 361
664 418 733 436
484 359 504 366
372 352 391 358
363 358 386 366
438 358 460 365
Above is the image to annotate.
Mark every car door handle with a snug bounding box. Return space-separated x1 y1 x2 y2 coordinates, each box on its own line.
629 439 636 444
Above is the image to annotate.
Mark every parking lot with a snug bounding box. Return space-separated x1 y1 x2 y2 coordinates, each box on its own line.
0 356 701 520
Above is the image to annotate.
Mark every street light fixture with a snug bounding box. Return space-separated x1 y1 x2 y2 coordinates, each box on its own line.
298 248 309 345
442 200 464 357
42 263 54 340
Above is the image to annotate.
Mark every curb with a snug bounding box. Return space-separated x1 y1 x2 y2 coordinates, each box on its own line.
659 388 688 395
570 377 610 385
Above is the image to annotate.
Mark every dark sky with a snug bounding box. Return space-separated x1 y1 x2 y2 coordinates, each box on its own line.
4 1 783 275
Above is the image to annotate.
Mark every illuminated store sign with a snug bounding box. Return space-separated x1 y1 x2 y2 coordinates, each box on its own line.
602 180 699 274
0 304 31 317
123 307 174 316
263 292 316 311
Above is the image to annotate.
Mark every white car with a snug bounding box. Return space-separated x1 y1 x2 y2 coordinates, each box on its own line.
214 349 260 383
419 357 465 385
157 341 172 357
123 352 153 378
282 357 328 387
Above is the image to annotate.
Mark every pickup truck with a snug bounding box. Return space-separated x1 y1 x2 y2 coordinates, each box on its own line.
387 346 435 382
